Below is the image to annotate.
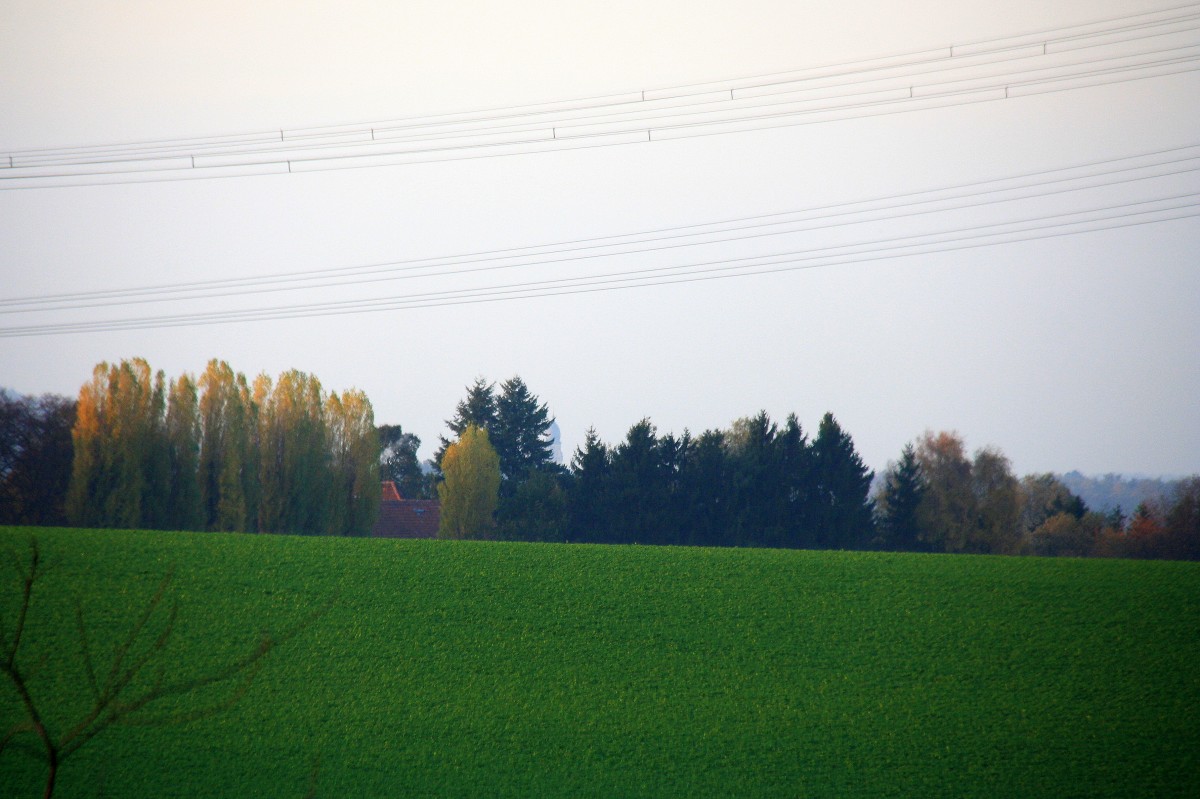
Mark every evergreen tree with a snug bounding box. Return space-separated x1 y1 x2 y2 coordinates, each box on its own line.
568 427 612 543
496 470 568 542
437 424 500 539
811 412 875 549
777 414 816 548
676 429 732 547
608 419 671 544
436 378 496 467
492 376 556 485
725 412 784 548
876 443 925 551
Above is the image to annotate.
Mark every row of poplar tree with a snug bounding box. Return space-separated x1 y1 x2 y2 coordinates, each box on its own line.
66 358 380 535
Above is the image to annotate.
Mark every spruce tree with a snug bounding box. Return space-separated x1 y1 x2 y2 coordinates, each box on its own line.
436 377 496 467
568 427 612 543
878 443 924 551
492 376 555 484
811 412 875 549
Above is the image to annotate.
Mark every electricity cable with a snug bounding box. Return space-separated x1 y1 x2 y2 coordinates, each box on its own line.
2 193 1193 337
3 143 1196 311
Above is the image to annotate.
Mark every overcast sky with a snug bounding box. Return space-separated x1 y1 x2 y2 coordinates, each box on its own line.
1 0 1198 477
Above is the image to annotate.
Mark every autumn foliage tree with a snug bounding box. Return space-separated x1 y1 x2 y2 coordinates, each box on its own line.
64 359 379 535
437 425 500 539
913 431 1023 555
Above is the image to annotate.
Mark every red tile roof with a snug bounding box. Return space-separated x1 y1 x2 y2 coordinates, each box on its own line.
372 482 439 538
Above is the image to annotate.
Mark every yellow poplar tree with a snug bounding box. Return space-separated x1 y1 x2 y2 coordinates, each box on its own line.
437 424 500 539
325 389 381 536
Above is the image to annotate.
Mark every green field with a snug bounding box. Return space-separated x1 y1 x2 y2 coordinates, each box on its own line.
2 527 1197 797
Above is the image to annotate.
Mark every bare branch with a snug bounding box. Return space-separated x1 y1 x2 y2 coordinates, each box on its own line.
5 538 39 669
1 536 335 797
74 602 100 703
100 570 173 698
0 721 41 761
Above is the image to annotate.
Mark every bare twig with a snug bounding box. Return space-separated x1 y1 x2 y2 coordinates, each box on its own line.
0 536 333 799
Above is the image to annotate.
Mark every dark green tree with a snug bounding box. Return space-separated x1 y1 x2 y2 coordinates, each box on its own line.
378 424 431 499
725 412 785 548
777 414 816 548
568 427 613 543
876 443 925 551
497 471 569 542
491 376 556 485
608 419 672 545
436 378 496 468
676 429 732 547
811 412 875 549
0 391 75 526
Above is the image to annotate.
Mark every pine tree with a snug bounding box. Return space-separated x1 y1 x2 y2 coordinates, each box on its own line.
777 414 816 548
725 411 784 548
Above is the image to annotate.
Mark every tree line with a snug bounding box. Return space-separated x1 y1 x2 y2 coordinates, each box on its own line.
2 367 1197 559
433 376 1200 560
17 358 380 535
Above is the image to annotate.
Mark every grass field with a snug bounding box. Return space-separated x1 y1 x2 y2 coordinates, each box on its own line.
1 526 1198 797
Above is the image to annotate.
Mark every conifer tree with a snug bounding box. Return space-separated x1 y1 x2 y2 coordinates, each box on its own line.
811 412 875 549
436 378 496 467
568 427 613 543
877 443 925 551
492 376 556 484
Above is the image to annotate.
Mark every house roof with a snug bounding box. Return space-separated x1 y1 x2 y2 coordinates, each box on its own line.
372 481 439 539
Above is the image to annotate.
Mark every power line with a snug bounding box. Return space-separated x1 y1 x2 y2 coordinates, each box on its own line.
8 2 1197 160
2 5 1198 188
3 193 1194 337
4 143 1196 311
14 23 1199 169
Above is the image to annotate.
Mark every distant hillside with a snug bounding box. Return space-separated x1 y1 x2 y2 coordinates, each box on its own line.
1058 471 1182 517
